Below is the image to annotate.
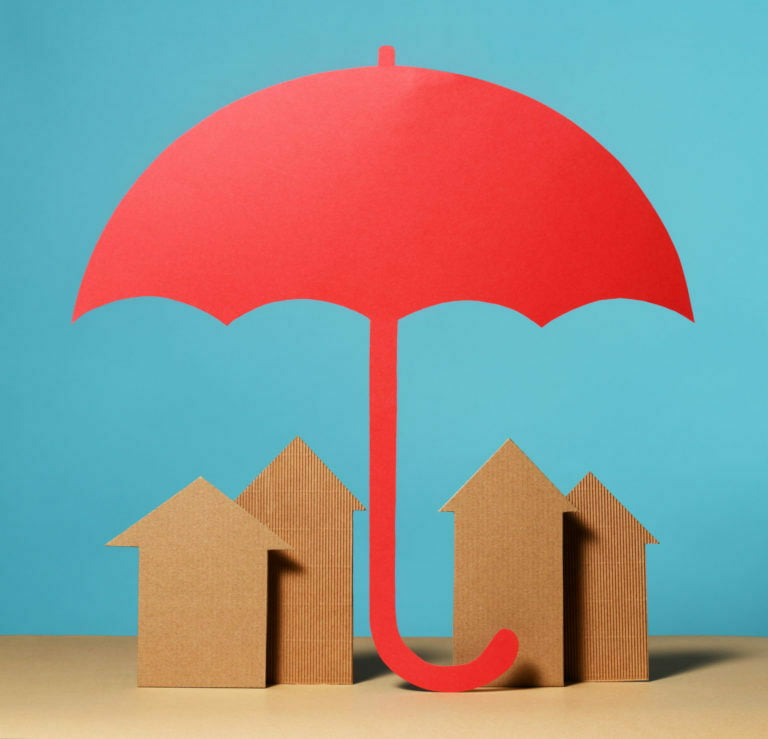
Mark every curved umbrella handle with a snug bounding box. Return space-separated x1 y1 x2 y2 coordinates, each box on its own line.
369 318 519 691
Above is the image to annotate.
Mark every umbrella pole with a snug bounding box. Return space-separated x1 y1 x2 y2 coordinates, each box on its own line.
368 317 519 692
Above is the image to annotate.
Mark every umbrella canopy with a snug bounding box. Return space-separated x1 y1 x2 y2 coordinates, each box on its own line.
74 52 692 325
75 48 692 692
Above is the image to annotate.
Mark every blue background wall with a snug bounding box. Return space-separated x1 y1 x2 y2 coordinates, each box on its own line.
2 1 766 637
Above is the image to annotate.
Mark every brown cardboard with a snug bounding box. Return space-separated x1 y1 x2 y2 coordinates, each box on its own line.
236 437 365 684
107 477 289 688
440 439 575 687
564 472 658 681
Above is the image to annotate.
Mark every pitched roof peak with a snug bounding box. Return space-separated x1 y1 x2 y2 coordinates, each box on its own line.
566 473 658 544
237 437 365 511
440 439 574 514
106 477 291 550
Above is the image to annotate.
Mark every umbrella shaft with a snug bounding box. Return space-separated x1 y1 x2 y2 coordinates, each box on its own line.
369 316 398 642
367 317 519 691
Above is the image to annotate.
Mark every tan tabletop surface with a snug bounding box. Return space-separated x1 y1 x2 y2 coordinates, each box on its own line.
0 636 766 738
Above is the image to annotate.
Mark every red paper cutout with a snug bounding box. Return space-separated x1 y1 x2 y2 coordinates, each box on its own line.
74 47 692 691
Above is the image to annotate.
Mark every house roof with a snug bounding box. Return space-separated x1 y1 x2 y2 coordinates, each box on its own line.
107 477 290 551
566 472 658 544
237 437 365 513
440 439 574 517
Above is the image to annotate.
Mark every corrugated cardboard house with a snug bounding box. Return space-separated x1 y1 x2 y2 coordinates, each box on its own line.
237 437 365 684
564 472 658 681
441 439 575 687
107 477 289 688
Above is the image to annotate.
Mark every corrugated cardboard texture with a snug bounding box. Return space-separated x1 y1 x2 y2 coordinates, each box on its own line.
564 473 658 682
237 438 365 685
108 477 289 688
441 440 575 687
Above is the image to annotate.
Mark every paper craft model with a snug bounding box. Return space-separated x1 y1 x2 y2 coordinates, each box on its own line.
108 446 657 690
76 45 693 691
107 478 289 688
441 440 576 687
237 438 365 684
443 443 658 686
564 473 658 681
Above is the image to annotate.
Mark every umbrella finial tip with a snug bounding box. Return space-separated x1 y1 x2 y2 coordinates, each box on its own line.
378 45 395 66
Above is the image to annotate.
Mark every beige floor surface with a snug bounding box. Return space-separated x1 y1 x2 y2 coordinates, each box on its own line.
1 636 766 738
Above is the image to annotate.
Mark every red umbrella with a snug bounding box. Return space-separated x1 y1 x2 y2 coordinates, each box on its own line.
74 46 693 691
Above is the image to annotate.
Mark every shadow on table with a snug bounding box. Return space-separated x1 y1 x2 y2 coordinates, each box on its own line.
390 647 746 688
361 643 743 686
355 645 449 685
354 651 390 682
650 646 742 680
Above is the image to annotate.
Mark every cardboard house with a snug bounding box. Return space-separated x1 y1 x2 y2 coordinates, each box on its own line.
440 440 576 687
237 437 365 684
106 446 656 690
107 477 289 688
564 472 658 681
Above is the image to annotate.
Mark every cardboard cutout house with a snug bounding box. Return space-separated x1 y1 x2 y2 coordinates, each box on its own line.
441 440 575 687
107 477 289 688
564 472 658 681
237 437 365 684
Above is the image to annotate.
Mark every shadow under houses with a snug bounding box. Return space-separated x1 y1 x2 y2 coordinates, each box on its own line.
649 646 743 681
357 642 450 686
354 651 391 682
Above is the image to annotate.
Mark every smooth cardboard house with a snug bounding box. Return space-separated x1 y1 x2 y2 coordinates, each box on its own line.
441 439 575 687
108 477 289 688
237 437 365 684
564 472 658 681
